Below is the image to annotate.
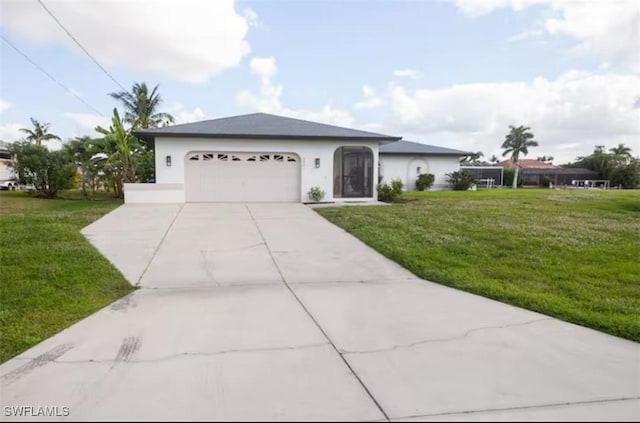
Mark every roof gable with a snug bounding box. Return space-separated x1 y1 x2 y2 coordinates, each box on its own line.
136 112 400 141
380 140 470 156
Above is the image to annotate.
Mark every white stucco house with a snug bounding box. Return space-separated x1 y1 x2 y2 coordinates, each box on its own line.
379 140 470 191
127 113 467 203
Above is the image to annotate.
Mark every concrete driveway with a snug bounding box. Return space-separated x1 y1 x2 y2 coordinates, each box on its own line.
1 203 638 421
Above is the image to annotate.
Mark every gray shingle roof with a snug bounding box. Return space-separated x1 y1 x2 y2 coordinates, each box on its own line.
380 140 470 156
136 113 401 141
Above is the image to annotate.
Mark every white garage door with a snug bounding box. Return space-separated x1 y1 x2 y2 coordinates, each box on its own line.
185 152 301 202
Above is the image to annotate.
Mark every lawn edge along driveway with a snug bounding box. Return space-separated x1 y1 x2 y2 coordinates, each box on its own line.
0 191 134 363
315 189 640 342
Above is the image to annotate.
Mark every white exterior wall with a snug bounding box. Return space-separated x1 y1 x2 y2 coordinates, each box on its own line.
379 154 461 190
150 137 380 203
124 183 185 203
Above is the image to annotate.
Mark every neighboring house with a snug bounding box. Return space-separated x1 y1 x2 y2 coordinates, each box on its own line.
498 158 598 186
521 167 599 186
379 140 470 190
498 159 558 170
130 113 469 203
460 162 504 186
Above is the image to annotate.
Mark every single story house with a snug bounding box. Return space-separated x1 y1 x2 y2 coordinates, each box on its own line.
379 140 470 190
521 167 599 186
130 113 467 203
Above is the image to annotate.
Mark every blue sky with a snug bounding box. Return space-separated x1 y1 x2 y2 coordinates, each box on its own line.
1 0 639 163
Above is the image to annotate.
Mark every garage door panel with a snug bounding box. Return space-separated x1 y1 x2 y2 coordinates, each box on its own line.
185 152 300 202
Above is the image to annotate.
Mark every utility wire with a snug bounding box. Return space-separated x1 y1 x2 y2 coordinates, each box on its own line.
37 0 128 92
1 34 104 116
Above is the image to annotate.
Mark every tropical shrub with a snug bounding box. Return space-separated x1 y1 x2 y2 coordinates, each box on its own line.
377 182 394 202
391 178 403 196
415 173 435 191
308 186 325 202
377 178 403 202
446 170 476 191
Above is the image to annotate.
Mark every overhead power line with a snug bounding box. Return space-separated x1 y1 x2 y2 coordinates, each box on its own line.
1 34 104 116
37 0 128 92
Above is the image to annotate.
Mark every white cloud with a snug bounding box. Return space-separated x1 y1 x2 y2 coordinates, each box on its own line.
508 28 545 42
250 57 279 84
355 85 384 110
236 57 354 127
393 69 422 80
451 0 544 17
2 0 252 82
0 99 12 113
64 112 111 135
0 123 23 142
243 7 266 29
170 104 208 124
382 70 640 163
451 0 640 70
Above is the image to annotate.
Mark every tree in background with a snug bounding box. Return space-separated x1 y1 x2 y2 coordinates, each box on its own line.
19 118 61 146
489 154 499 163
609 143 632 164
501 125 539 188
567 144 638 188
109 82 175 129
537 155 554 163
7 142 75 198
64 136 103 198
461 151 484 163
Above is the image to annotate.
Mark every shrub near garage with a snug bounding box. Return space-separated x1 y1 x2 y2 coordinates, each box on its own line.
308 186 326 202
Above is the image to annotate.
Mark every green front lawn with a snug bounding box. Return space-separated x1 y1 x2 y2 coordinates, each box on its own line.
0 191 133 363
317 189 640 341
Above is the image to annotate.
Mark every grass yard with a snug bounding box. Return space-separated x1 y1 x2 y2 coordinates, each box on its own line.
0 191 133 363
316 189 640 342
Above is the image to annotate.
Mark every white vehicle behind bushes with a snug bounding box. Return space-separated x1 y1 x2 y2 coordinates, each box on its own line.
0 144 17 190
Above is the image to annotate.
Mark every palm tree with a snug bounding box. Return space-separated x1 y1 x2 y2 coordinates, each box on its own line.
609 143 632 160
19 118 61 146
64 136 102 198
461 151 484 163
501 125 539 188
109 82 175 129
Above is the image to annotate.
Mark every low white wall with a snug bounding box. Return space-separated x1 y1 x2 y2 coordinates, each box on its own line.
124 183 185 204
380 154 461 190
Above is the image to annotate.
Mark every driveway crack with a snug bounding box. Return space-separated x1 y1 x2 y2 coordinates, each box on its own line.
392 396 640 421
39 342 331 365
245 204 391 422
136 203 184 286
339 317 553 355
